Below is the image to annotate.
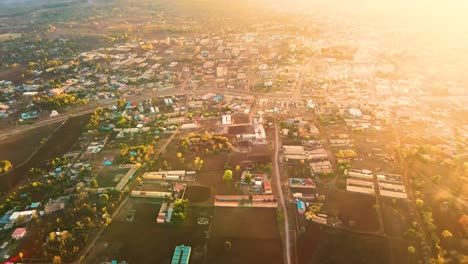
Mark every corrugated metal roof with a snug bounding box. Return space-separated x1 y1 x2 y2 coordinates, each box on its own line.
171 245 191 264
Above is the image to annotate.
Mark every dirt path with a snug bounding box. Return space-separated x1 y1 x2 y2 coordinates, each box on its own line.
274 123 291 264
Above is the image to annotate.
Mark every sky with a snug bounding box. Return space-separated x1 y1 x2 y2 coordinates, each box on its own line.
272 0 468 50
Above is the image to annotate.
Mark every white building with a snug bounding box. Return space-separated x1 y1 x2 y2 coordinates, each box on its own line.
222 114 232 125
349 108 362 118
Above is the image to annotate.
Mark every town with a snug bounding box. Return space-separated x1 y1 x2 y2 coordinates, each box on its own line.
0 0 467 264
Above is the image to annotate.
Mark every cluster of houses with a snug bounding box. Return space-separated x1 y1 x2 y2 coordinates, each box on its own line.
239 171 272 194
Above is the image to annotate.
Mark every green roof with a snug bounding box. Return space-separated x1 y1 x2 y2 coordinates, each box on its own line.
171 245 191 264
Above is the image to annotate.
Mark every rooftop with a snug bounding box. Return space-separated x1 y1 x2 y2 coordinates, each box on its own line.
171 245 191 264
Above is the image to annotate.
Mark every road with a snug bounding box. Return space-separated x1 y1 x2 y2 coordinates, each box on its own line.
292 60 314 101
273 123 291 264
390 118 435 261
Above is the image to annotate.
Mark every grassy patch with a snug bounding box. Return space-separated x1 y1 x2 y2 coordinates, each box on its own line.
0 33 21 42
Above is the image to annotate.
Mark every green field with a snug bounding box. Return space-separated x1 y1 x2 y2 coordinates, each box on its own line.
0 33 21 42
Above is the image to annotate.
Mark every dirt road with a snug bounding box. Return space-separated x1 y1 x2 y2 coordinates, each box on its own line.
274 124 291 264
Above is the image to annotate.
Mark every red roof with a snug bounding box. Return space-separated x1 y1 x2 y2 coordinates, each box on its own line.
11 228 27 239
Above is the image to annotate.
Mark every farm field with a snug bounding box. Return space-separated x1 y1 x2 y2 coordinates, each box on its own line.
92 202 209 264
0 115 89 192
298 223 389 264
207 207 283 264
0 122 60 166
322 189 380 232
184 185 211 204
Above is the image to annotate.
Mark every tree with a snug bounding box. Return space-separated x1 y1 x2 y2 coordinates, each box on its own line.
441 230 453 238
235 165 241 171
0 160 13 174
90 179 98 188
459 214 468 233
224 241 232 252
244 173 252 184
407 246 416 254
223 170 233 183
415 199 424 208
53 256 62 264
318 195 326 202
171 199 189 224
98 194 109 206
193 157 203 170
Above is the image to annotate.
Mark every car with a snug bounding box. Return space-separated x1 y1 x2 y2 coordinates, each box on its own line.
50 110 59 117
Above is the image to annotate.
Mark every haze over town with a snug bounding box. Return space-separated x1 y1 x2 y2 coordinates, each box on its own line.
0 0 466 264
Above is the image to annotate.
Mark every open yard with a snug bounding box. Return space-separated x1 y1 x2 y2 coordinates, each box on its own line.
0 33 21 42
0 115 89 192
298 223 389 264
207 207 283 264
91 202 208 264
184 185 211 204
350 128 398 173
96 167 129 188
322 189 380 232
380 197 411 237
0 123 60 166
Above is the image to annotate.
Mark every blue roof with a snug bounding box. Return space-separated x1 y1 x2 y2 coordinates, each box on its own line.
30 202 41 208
171 245 191 264
296 201 305 210
0 209 14 224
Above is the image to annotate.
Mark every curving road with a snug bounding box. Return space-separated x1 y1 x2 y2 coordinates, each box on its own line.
274 123 291 264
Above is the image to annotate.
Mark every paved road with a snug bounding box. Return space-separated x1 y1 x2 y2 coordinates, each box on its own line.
273 123 291 264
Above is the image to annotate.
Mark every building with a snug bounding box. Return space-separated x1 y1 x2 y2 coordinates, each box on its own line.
214 195 249 207
377 173 407 199
346 169 375 194
20 112 39 120
283 145 308 161
349 108 362 118
310 160 333 175
296 201 306 214
11 228 27 240
171 245 191 264
9 210 36 223
143 171 187 181
308 148 328 161
131 191 171 198
180 123 198 130
263 180 272 194
222 114 232 125
289 178 316 189
216 66 227 77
